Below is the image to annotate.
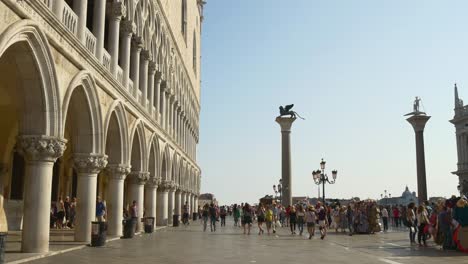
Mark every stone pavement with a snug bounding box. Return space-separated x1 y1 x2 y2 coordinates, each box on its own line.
26 218 467 264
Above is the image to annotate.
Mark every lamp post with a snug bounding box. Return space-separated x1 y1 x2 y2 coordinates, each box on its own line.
273 179 282 204
312 158 337 204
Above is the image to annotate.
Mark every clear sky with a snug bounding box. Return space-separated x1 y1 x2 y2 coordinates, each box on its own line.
198 0 467 205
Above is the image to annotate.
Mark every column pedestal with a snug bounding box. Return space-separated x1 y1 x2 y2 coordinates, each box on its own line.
106 164 130 236
275 117 296 206
18 136 67 253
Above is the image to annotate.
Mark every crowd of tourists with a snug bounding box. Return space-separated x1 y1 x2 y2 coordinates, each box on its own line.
198 195 468 252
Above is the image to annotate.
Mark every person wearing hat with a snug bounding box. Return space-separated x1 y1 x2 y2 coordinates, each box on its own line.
305 206 317 239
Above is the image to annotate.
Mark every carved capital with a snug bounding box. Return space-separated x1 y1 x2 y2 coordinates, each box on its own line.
146 177 161 188
106 164 131 180
155 71 163 82
120 20 136 36
108 2 126 19
132 36 144 50
17 136 67 162
149 62 158 74
141 50 151 61
73 154 108 174
158 180 176 191
128 171 150 185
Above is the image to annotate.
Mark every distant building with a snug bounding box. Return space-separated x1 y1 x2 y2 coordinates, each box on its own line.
379 186 418 206
199 193 217 206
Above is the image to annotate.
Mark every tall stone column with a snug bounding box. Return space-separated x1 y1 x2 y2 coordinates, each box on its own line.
106 164 130 236
130 37 143 94
127 171 149 232
73 0 88 43
275 117 296 206
406 114 431 204
139 50 150 107
73 154 108 242
93 0 107 62
119 20 135 88
107 2 125 75
167 183 177 225
148 62 157 114
156 180 171 226
144 177 159 219
17 136 66 253
174 189 182 222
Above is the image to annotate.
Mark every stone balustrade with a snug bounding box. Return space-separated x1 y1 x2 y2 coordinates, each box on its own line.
61 4 77 35
102 50 111 71
84 29 96 55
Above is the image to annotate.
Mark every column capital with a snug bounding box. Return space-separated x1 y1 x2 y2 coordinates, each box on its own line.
275 116 296 132
17 135 67 162
146 177 161 188
106 164 131 180
120 20 136 36
149 62 158 74
107 1 127 20
132 36 144 50
141 50 152 61
158 180 176 191
155 71 163 82
128 171 150 185
406 115 431 132
73 153 108 174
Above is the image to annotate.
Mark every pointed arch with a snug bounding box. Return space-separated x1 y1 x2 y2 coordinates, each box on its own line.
128 120 147 172
0 19 62 136
62 71 103 154
148 133 161 178
103 101 129 164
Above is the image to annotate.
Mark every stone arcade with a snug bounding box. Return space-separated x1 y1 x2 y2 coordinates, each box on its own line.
0 0 203 253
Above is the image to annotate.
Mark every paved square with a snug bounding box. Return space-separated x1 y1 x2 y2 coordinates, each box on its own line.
27 218 466 264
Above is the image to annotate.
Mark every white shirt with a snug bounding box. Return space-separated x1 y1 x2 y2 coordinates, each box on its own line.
381 208 389 218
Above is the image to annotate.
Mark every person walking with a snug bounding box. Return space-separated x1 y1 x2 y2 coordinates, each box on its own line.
209 203 217 232
407 202 417 244
289 206 297 235
182 201 190 225
416 205 429 247
346 204 354 236
257 204 266 235
381 206 389 232
56 197 65 229
318 206 328 240
64 196 71 228
242 203 253 235
96 196 106 222
297 205 305 236
69 197 77 228
202 204 209 232
393 206 400 228
220 206 227 227
305 206 317 239
233 204 240 227
265 205 273 235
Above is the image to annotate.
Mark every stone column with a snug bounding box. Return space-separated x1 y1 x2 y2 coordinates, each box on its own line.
174 189 182 222
17 136 66 253
275 117 296 206
145 178 160 221
52 0 65 22
194 195 199 214
167 183 177 225
106 164 130 236
156 180 171 226
148 62 157 114
190 193 195 215
93 0 107 62
130 37 143 94
154 73 163 122
73 0 88 43
139 50 150 107
73 154 108 242
119 20 135 88
160 84 167 129
127 171 149 232
107 2 125 75
406 114 431 204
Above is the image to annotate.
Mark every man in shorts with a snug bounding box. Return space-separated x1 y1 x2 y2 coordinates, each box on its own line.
317 206 328 239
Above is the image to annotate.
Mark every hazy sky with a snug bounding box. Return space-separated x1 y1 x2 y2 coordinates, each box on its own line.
198 0 467 205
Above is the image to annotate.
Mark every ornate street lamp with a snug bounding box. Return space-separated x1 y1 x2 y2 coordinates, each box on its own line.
312 158 338 203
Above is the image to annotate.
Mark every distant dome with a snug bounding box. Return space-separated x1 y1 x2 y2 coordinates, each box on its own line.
402 186 412 197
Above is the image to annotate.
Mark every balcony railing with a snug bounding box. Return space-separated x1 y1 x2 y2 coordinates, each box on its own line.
102 50 111 71
84 29 96 55
117 66 124 85
62 4 77 35
41 0 53 9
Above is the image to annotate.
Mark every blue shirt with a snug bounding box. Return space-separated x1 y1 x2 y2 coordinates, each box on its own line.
96 202 105 216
